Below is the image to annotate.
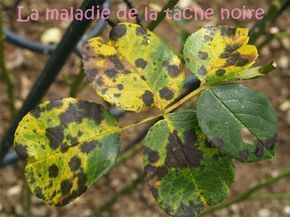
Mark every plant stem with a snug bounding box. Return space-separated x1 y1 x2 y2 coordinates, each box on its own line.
258 30 290 49
89 173 145 216
117 142 143 164
146 0 180 31
249 0 289 43
22 180 32 217
165 86 206 113
199 169 290 216
248 193 290 201
0 10 15 115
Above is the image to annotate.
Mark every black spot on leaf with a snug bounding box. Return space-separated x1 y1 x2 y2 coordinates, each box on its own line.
35 187 45 200
30 106 45 118
105 69 117 78
144 147 160 163
108 55 125 70
81 140 98 153
198 51 209 60
69 156 81 171
159 87 174 100
46 100 63 111
60 144 69 153
225 44 241 53
46 126 64 150
77 172 87 192
114 93 121 98
78 101 104 125
199 65 207 75
177 201 203 217
15 144 28 160
221 27 236 36
204 35 213 42
96 78 104 85
61 179 73 195
239 149 249 161
141 91 154 106
48 164 59 178
255 140 264 157
216 69 226 76
164 132 203 169
117 84 124 90
225 53 249 67
136 26 147 36
85 69 98 83
166 65 180 77
135 58 148 69
265 133 278 149
150 186 159 199
109 24 127 40
210 138 224 148
183 130 198 149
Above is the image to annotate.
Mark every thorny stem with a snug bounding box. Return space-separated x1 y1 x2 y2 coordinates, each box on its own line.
199 169 290 216
0 10 15 115
146 0 180 31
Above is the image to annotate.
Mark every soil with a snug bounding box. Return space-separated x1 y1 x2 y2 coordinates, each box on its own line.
0 0 290 217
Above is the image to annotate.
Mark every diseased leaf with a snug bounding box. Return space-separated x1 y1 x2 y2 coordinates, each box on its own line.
183 26 258 85
82 22 186 112
144 111 235 217
14 98 120 206
196 84 278 162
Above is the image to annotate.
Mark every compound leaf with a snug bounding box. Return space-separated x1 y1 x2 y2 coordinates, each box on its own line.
14 98 120 206
196 84 278 162
144 111 235 217
184 26 258 85
83 22 185 112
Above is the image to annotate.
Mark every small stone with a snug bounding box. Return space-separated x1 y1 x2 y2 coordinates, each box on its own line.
7 185 21 196
283 206 290 215
278 55 289 69
258 208 271 217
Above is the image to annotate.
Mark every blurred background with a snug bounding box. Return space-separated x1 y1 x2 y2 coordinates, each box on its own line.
0 0 290 216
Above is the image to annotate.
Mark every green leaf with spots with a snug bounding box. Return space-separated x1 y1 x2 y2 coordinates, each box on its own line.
82 22 186 112
14 98 120 206
196 84 278 162
183 26 258 85
144 111 235 217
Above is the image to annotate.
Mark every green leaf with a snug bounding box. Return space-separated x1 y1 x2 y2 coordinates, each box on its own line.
144 111 235 217
183 26 258 85
82 22 186 112
14 98 120 206
196 84 278 162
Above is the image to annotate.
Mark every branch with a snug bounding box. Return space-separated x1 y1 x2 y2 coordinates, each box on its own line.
257 30 290 49
146 0 180 31
249 0 290 43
